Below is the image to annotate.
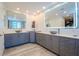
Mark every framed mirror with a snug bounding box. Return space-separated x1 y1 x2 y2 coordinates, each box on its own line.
77 3 79 28
5 10 26 29
45 2 77 28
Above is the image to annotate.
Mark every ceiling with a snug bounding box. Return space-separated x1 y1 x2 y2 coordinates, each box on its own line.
3 2 78 16
3 2 58 15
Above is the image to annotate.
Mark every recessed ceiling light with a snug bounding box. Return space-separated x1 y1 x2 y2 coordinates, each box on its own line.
37 10 40 13
46 9 50 12
26 10 29 13
64 11 67 13
42 6 46 9
56 13 58 16
33 12 36 15
16 8 20 10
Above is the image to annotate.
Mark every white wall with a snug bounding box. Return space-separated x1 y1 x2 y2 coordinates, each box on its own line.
0 3 5 56
59 28 79 36
0 35 4 56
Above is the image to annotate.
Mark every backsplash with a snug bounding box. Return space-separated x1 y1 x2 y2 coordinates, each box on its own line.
59 29 79 36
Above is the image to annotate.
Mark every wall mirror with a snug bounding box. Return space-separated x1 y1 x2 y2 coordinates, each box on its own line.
45 2 77 28
5 10 26 29
77 3 79 28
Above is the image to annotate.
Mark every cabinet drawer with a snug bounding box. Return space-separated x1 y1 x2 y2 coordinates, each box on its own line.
59 37 76 56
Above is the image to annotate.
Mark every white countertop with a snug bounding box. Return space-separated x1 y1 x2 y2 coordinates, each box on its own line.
36 32 79 39
3 31 79 39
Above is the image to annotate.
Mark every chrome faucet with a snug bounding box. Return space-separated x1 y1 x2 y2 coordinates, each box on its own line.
58 28 60 34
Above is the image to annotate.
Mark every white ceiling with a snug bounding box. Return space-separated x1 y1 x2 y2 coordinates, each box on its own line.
3 2 78 16
3 2 58 15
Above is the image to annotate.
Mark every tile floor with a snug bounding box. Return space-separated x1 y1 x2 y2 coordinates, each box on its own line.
3 43 56 56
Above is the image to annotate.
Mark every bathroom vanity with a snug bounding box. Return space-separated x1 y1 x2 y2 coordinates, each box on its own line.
4 31 79 56
4 31 36 48
36 32 79 56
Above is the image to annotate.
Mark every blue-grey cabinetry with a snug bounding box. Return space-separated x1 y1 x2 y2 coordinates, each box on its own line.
4 34 16 48
36 33 46 47
29 31 36 43
36 33 43 45
4 32 30 48
76 39 79 56
51 35 60 54
36 33 78 56
59 37 76 56
15 33 30 45
36 33 52 50
42 34 52 50
36 33 59 54
36 33 60 54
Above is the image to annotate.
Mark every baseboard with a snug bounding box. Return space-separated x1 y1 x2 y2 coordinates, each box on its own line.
5 42 36 49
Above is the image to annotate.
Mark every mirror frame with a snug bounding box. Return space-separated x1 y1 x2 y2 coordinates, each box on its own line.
44 2 78 29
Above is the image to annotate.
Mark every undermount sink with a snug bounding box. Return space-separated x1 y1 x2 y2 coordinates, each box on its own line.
15 30 21 33
50 31 57 34
73 35 78 37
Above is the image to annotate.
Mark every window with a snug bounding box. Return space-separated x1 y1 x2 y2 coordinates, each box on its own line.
6 11 26 29
8 20 25 29
11 21 17 29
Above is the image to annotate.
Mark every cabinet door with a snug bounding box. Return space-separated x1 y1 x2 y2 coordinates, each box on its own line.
36 33 47 47
4 33 30 48
76 40 79 56
51 36 60 54
4 34 16 48
60 37 76 56
30 31 36 43
36 33 52 50
43 34 52 50
39 34 46 46
4 34 11 48
36 33 41 44
24 33 30 43
15 33 30 45
11 34 19 46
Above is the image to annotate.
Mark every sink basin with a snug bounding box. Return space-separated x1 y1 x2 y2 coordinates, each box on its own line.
50 31 57 34
73 35 78 37
15 30 21 33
